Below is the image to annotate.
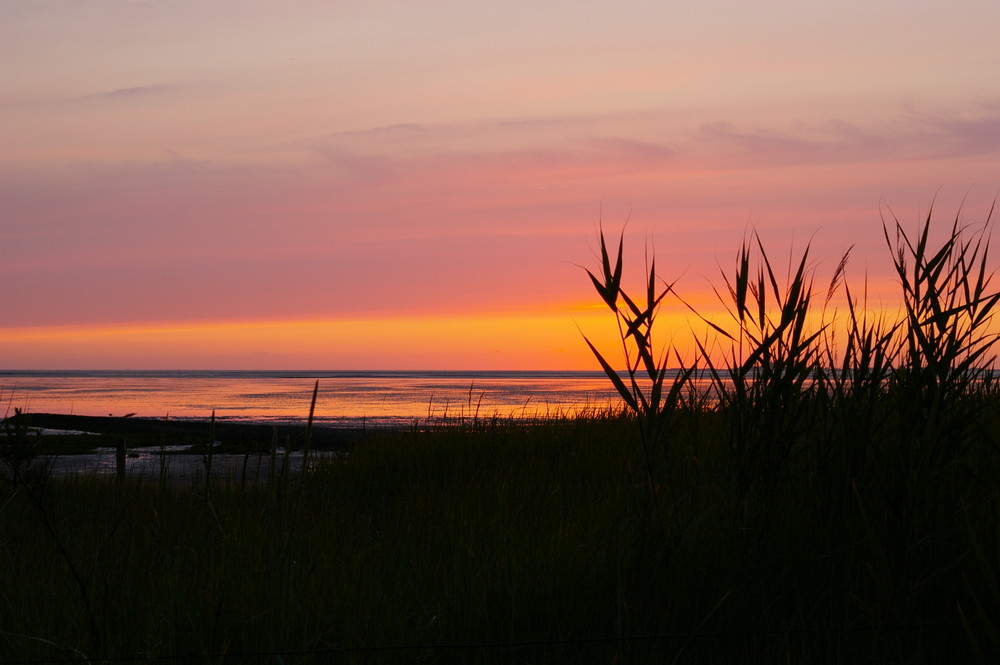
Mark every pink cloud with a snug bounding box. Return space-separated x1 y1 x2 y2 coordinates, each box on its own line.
3 103 999 346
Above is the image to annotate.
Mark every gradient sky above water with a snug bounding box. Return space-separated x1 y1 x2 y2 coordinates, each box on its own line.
2 1 1000 370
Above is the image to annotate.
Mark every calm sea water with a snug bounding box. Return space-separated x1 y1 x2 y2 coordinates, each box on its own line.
0 370 629 429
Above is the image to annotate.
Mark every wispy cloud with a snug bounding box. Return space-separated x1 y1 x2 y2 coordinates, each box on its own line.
909 108 1000 160
341 123 425 137
694 103 1000 168
324 103 1000 177
588 137 675 164
2 83 177 109
93 84 172 100
699 121 820 163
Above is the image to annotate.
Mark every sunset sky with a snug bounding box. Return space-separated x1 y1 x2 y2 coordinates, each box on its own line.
3 1 1000 369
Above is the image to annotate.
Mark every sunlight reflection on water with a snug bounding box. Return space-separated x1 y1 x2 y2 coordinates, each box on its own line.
0 370 666 427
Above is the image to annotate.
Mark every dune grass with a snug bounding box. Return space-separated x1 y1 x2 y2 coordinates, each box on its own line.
3 205 1000 663
3 407 998 663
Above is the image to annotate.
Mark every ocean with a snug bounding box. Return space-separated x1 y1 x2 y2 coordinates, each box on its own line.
0 370 628 429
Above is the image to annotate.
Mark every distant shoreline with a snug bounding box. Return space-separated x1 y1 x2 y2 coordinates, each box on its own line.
9 412 370 451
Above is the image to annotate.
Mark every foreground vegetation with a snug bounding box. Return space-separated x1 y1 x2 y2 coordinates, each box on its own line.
2 407 999 664
3 205 1000 663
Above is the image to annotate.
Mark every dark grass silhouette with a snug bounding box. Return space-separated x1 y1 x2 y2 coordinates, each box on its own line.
2 203 1000 663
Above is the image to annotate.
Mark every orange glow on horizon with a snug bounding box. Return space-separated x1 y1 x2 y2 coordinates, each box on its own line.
0 269 929 372
0 310 654 371
4 3 999 372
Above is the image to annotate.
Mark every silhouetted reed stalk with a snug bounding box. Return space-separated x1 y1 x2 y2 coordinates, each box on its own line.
815 273 900 513
586 204 999 528
583 228 696 502
303 380 318 472
686 232 846 515
158 415 171 490
881 203 1000 555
